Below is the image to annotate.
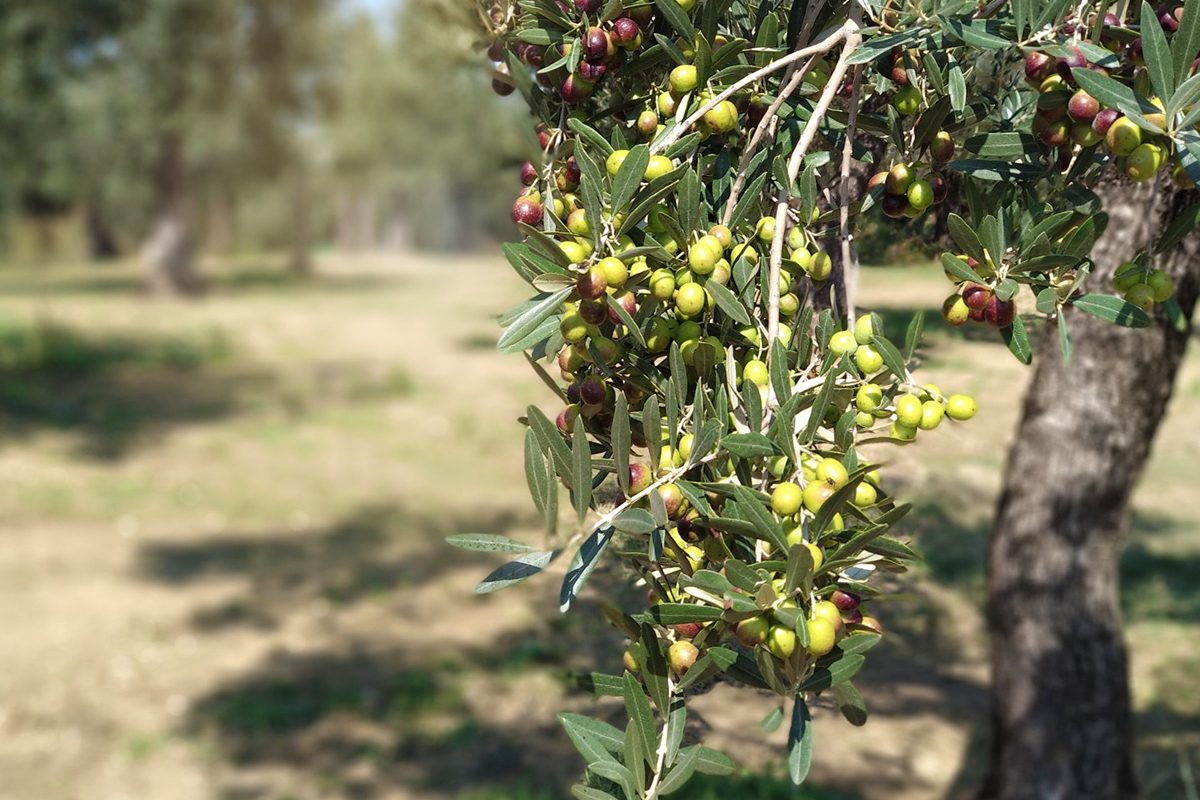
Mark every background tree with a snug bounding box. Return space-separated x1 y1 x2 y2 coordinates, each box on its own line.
983 174 1200 800
0 2 134 257
321 0 526 252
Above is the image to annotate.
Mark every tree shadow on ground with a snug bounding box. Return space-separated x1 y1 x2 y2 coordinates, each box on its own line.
135 504 527 628
139 498 1196 800
938 645 1200 800
1119 541 1200 622
136 503 618 798
0 317 416 460
0 318 272 459
142 503 867 799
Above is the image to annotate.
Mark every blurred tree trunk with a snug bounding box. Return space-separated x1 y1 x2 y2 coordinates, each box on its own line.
206 190 236 255
288 166 311 275
85 200 120 260
981 176 1200 800
142 131 202 295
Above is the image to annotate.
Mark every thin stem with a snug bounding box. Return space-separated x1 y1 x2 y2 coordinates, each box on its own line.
584 450 722 543
838 64 865 327
783 27 861 191
720 61 811 226
719 0 831 225
766 197 789 367
977 0 1009 19
793 0 830 49
643 676 677 800
766 22 862 359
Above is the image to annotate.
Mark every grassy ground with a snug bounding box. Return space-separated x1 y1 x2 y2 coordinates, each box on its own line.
0 253 1194 800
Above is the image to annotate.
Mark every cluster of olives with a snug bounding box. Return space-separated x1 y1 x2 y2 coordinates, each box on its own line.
489 0 652 104
654 63 741 137
853 377 977 441
547 269 982 677
731 590 878 665
942 281 1017 328
1024 20 1193 186
1026 49 1179 183
620 452 888 679
608 351 977 678
550 215 829 417
1112 261 1176 310
511 140 583 227
883 47 922 117
868 161 950 219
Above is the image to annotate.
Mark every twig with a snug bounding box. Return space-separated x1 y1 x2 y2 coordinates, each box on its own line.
720 62 812 226
643 676 678 800
766 22 863 355
651 23 853 154
1182 747 1199 800
783 27 861 191
838 64 865 326
794 0 831 49
719 0 830 225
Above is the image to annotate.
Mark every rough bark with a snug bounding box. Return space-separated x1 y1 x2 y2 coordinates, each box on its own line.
142 132 202 295
981 175 1200 800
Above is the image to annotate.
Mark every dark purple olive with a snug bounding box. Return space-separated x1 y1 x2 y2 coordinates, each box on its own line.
611 17 640 45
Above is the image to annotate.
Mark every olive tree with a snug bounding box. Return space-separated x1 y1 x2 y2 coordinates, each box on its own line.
450 0 1200 797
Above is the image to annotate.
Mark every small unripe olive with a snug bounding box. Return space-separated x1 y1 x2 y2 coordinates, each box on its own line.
771 482 803 516
805 617 837 655
855 345 883 374
767 625 797 659
943 294 970 326
918 399 945 430
669 64 698 94
802 481 835 513
1125 282 1155 311
1147 269 1174 302
736 615 770 647
894 393 923 427
830 330 858 356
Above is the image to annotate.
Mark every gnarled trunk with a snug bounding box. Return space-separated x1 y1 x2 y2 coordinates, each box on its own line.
142 132 202 295
85 200 120 260
981 175 1200 800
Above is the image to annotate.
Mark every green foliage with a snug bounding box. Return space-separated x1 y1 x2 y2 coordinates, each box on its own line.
457 0 1200 795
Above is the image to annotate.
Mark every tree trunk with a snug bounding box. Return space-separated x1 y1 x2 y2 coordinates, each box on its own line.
142 132 202 295
288 166 312 275
85 200 120 260
981 175 1200 800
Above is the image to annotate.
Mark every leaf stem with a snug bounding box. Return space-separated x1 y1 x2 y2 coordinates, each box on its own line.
643 676 677 800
